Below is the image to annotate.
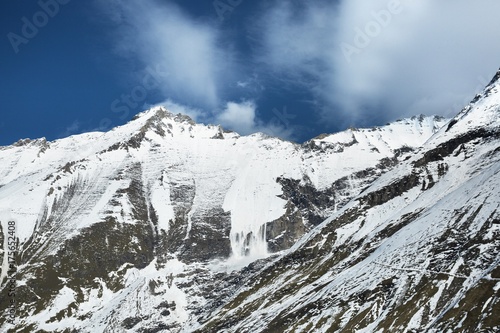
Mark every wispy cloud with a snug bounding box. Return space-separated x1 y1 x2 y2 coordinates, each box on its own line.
95 0 500 140
216 101 257 135
95 0 238 109
148 99 295 140
94 0 298 140
254 0 500 127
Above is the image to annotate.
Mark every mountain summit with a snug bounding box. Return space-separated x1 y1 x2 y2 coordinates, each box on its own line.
0 70 499 332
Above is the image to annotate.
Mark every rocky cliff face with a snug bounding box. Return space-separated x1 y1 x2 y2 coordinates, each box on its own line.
0 71 498 332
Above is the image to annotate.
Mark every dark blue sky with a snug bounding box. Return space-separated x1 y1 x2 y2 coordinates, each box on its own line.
1 0 500 146
1 1 126 144
0 1 318 145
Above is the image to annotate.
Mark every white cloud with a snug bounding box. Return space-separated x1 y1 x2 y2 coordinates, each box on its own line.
216 101 256 135
146 98 294 140
215 101 295 140
255 0 500 126
96 0 500 140
95 0 238 109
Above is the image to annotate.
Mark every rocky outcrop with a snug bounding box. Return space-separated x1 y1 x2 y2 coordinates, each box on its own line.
414 129 499 167
179 207 232 262
266 203 305 253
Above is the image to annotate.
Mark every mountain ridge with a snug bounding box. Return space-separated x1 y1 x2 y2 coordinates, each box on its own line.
193 70 500 332
0 70 499 332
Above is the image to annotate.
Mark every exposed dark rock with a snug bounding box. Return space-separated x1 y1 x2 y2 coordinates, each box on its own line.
394 145 414 157
179 207 232 262
446 112 467 133
266 202 305 252
211 127 225 139
276 155 400 231
122 317 143 329
360 172 420 207
127 131 146 149
276 176 335 226
140 322 177 333
413 129 499 167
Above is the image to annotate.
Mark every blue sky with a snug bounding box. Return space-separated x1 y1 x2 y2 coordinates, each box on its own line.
2 0 500 145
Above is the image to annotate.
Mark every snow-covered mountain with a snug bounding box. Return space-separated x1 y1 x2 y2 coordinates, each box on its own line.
194 72 500 332
0 70 498 332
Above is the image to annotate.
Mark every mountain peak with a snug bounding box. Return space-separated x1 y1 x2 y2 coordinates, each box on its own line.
111 106 234 147
131 106 196 126
12 137 48 147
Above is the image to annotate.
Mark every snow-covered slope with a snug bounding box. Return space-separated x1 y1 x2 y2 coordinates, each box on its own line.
195 71 500 332
0 108 444 261
0 70 498 332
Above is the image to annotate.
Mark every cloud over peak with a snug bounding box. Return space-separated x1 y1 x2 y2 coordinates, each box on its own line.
95 0 500 140
255 0 500 126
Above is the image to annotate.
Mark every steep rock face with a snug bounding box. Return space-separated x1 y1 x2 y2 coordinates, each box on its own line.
0 101 455 331
266 202 306 253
